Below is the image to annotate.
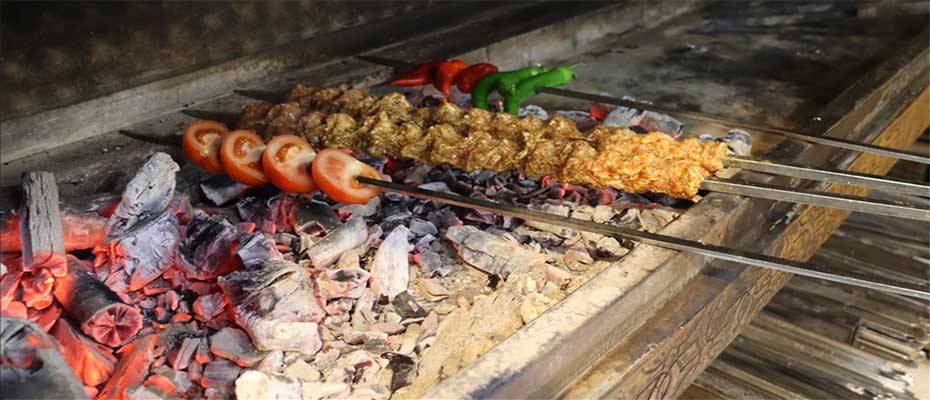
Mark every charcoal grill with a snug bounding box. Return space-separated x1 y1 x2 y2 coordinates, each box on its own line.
1 2 928 399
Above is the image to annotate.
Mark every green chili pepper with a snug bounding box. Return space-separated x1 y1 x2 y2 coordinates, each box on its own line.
471 66 546 111
496 65 547 97
503 66 576 115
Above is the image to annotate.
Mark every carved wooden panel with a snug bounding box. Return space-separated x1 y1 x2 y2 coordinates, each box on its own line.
614 85 930 400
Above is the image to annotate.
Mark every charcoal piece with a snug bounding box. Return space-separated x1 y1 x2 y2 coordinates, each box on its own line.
200 359 241 392
236 232 284 269
235 186 286 233
51 319 117 386
176 210 239 280
413 251 450 277
169 337 199 370
409 219 438 237
200 175 250 206
370 225 411 299
383 352 416 391
306 217 368 268
116 210 181 291
192 292 227 322
209 327 264 367
100 325 193 400
294 200 342 234
414 234 436 253
416 182 451 192
104 153 179 241
391 292 428 319
428 209 462 230
148 366 197 398
218 260 325 355
637 110 683 137
318 268 371 300
1 317 89 400
53 256 143 347
603 105 640 128
445 225 547 278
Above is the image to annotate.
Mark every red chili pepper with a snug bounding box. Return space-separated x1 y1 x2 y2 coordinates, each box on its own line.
453 63 498 93
390 61 440 86
433 59 468 96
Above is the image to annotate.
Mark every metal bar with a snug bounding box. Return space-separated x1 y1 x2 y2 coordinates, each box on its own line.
725 156 930 197
701 179 930 221
234 89 285 103
357 176 930 300
355 54 930 165
179 109 238 126
540 87 930 165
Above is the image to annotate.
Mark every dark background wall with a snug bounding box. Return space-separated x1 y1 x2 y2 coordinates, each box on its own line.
0 1 441 120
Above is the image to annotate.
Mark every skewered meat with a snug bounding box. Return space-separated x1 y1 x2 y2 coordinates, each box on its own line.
238 86 727 199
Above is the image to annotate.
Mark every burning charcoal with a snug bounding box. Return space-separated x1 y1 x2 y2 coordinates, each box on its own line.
1 318 90 399
27 306 60 332
192 292 227 322
109 210 181 291
235 186 283 233
445 225 547 278
209 327 264 367
50 319 117 386
235 370 303 400
319 268 371 301
200 359 241 392
307 217 368 268
603 106 641 128
200 174 250 206
0 270 21 309
383 352 416 391
391 292 428 319
295 200 342 234
20 269 54 309
236 232 284 269
370 225 411 299
169 337 199 370
427 209 462 230
325 297 356 316
2 301 27 319
408 218 438 237
218 260 325 355
104 153 178 241
177 210 239 280
53 257 143 347
147 366 196 397
97 330 164 400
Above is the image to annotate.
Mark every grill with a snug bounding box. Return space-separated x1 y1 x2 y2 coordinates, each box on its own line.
1 2 928 399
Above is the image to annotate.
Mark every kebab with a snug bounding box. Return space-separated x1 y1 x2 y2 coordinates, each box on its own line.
176 86 927 218
231 85 728 199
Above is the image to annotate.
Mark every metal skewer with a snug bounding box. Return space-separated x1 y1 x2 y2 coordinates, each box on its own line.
357 176 930 300
356 54 930 165
725 156 929 198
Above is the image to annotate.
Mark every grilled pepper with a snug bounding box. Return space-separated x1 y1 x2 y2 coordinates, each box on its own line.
391 61 440 86
503 66 576 115
471 66 546 110
453 63 498 93
433 59 468 96
496 65 546 97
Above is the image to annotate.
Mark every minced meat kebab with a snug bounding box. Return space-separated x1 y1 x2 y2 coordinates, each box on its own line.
237 85 728 199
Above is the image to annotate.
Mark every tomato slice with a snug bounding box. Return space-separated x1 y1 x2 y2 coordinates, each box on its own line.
262 135 318 193
182 120 229 173
220 130 268 186
311 148 381 204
